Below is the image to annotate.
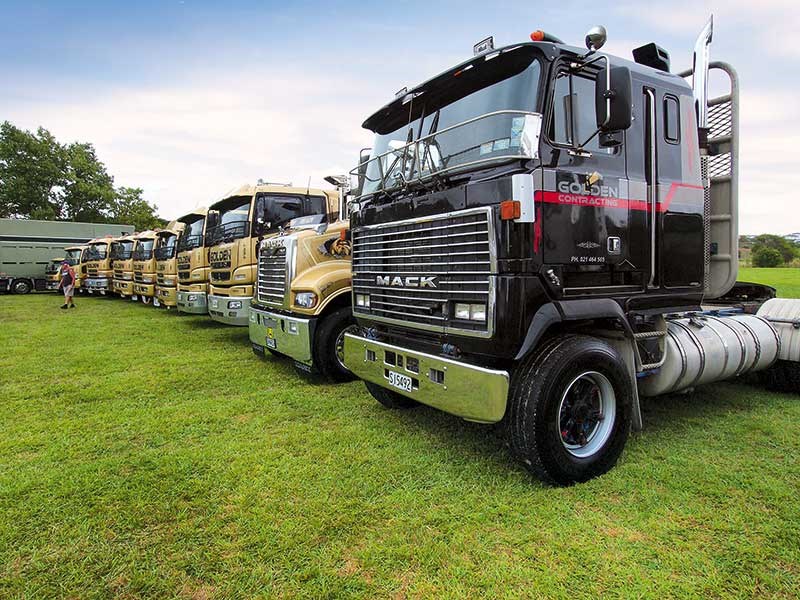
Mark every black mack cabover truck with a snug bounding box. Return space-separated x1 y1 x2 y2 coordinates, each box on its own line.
343 20 800 485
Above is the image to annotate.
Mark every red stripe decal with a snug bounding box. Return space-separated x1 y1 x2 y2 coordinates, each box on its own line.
536 182 703 213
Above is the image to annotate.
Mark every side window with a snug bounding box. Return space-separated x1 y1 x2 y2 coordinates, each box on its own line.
550 71 607 153
265 196 303 229
664 95 680 143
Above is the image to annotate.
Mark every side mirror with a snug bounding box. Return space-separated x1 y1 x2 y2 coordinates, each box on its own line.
595 66 632 133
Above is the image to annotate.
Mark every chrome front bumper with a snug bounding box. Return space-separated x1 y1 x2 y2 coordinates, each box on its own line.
343 333 510 423
208 294 249 326
177 290 208 314
85 277 111 292
249 305 315 366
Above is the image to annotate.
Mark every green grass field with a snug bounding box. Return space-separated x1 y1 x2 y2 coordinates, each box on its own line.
2 282 800 598
739 267 800 297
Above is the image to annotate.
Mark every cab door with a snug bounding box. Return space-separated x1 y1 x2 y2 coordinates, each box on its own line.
541 67 633 291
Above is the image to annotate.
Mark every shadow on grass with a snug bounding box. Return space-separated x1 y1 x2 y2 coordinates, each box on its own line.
349 377 789 484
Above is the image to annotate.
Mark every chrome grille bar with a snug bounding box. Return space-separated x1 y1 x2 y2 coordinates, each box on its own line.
351 206 495 338
256 246 287 305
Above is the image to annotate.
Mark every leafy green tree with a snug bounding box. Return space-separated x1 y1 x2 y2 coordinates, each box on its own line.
61 142 116 222
0 122 67 219
751 234 797 265
752 247 783 268
0 120 165 229
111 187 166 231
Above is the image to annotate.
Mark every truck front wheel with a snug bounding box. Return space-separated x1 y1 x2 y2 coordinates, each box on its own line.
507 334 632 485
313 306 356 382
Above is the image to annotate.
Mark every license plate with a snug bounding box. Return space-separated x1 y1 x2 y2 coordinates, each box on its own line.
266 327 277 349
210 299 218 309
388 370 412 392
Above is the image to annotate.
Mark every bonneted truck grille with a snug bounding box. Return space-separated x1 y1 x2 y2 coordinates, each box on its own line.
352 207 495 336
257 247 287 305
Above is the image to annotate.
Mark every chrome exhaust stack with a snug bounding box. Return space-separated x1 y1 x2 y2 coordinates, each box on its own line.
692 16 714 149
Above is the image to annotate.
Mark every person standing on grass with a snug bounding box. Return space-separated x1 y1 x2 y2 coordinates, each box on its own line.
57 260 76 309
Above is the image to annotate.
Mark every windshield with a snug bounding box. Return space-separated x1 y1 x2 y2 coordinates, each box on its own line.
206 196 251 245
65 249 82 265
110 241 134 260
45 261 62 274
178 215 206 251
85 243 108 260
133 239 154 260
253 194 327 235
155 234 178 260
359 47 542 198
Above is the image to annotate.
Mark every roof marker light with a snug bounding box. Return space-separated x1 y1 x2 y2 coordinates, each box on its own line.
530 30 545 42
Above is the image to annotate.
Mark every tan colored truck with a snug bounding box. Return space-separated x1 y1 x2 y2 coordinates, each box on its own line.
112 234 137 298
154 223 186 308
206 183 339 326
44 257 65 291
83 236 116 295
176 208 212 314
62 245 87 292
248 176 353 380
131 230 159 303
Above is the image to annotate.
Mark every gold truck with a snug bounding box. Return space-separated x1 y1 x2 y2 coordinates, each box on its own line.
206 182 339 326
154 223 186 308
131 230 159 303
62 245 87 292
176 207 213 314
44 257 65 291
83 236 116 295
112 234 137 298
248 176 353 380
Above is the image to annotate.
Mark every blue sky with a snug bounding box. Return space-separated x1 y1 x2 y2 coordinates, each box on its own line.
1 0 798 233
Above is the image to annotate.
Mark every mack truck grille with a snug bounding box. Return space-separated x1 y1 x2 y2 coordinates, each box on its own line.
352 207 495 337
256 246 287 305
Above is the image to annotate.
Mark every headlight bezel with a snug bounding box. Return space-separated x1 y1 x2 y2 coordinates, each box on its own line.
294 291 318 309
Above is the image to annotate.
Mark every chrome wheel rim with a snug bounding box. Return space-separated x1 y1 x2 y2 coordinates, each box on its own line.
334 329 348 371
558 371 616 459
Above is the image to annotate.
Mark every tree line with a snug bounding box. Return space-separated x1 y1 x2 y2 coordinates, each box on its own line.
740 234 799 268
0 121 164 230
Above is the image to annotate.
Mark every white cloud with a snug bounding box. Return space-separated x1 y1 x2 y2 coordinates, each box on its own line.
2 67 378 220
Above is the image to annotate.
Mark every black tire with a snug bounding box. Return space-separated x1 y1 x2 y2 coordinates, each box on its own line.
364 381 419 409
12 279 32 294
312 306 356 382
507 334 632 486
761 360 800 393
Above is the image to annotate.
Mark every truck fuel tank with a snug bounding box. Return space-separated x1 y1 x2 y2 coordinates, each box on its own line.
638 313 779 397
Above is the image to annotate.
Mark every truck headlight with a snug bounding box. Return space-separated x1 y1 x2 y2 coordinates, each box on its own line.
355 294 370 308
142 276 154 283
234 274 247 280
455 302 486 322
249 309 257 323
228 300 243 310
294 292 317 308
